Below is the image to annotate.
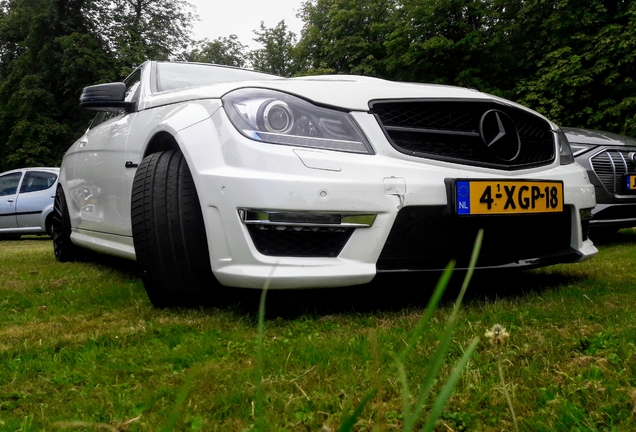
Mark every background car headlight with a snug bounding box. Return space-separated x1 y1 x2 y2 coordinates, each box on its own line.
223 89 374 154
557 129 575 165
570 143 597 157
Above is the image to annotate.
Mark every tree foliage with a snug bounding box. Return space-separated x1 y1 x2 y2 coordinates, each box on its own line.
250 20 299 77
92 0 196 71
298 0 636 135
0 0 196 171
511 0 636 135
297 0 397 77
0 0 113 170
384 0 520 94
186 35 249 67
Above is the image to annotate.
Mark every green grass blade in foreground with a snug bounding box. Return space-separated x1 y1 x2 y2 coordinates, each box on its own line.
396 358 411 422
339 252 459 430
160 373 195 432
404 229 483 431
254 284 269 431
453 229 483 312
499 357 519 432
398 260 455 362
422 337 480 432
338 388 378 432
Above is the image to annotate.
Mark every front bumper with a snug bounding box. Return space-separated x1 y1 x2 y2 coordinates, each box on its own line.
177 110 597 289
589 203 636 229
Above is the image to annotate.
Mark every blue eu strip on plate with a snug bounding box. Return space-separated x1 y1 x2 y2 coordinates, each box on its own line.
456 181 470 215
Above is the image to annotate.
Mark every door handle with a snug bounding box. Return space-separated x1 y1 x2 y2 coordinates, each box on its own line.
80 138 88 147
7 198 14 203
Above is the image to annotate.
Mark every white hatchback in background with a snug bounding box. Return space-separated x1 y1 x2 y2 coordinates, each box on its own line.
0 167 59 239
53 61 597 307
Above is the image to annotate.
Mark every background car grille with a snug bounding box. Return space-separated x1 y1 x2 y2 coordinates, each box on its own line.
247 225 353 257
377 206 572 270
369 100 555 170
590 149 636 194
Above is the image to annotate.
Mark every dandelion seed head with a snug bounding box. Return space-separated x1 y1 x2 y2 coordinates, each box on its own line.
485 324 509 345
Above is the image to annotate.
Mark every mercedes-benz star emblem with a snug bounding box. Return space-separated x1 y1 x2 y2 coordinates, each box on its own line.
479 110 521 161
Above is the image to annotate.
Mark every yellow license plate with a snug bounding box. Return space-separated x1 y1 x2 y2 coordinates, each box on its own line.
626 174 636 191
455 180 564 215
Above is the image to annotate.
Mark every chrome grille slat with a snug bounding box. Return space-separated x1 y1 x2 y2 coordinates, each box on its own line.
590 149 636 194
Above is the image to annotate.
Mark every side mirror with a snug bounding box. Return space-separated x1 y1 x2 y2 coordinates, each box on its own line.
79 83 135 112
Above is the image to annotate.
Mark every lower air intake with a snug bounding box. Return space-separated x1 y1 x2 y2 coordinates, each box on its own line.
377 206 572 270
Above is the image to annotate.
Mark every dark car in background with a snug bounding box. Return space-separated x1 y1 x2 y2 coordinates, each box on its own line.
564 127 636 239
0 167 60 239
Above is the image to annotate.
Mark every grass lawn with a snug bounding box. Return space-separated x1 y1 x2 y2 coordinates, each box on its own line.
1 231 635 431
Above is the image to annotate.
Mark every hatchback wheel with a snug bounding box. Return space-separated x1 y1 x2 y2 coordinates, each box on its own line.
131 150 221 308
45 215 54 237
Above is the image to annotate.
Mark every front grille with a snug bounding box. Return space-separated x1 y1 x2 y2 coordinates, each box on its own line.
590 149 636 194
377 206 572 270
369 100 555 170
247 225 353 257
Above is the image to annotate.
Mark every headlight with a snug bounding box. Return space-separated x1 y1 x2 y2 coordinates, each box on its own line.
222 89 374 154
557 129 574 165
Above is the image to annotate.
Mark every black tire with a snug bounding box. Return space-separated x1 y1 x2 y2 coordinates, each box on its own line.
131 150 221 308
0 234 21 241
52 185 80 261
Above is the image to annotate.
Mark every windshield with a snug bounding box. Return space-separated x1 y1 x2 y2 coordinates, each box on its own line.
156 62 280 92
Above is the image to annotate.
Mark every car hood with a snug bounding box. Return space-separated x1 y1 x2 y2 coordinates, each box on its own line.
563 126 636 146
143 74 544 116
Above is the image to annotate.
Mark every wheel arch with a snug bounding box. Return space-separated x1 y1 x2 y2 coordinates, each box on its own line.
142 131 180 160
140 131 208 216
140 99 222 162
140 130 210 209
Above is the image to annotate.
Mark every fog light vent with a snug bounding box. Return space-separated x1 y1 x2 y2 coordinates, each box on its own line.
246 225 354 257
239 209 374 257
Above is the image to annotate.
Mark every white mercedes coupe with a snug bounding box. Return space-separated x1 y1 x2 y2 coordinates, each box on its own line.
53 61 598 307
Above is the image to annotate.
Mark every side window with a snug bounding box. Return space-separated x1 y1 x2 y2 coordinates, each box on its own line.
0 172 23 196
89 111 108 129
124 71 141 102
89 68 142 129
19 171 58 194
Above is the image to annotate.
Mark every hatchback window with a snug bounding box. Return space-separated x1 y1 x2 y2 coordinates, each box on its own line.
0 172 22 196
19 171 58 193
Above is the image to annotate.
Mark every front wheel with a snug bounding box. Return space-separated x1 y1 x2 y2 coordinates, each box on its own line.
131 150 222 308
